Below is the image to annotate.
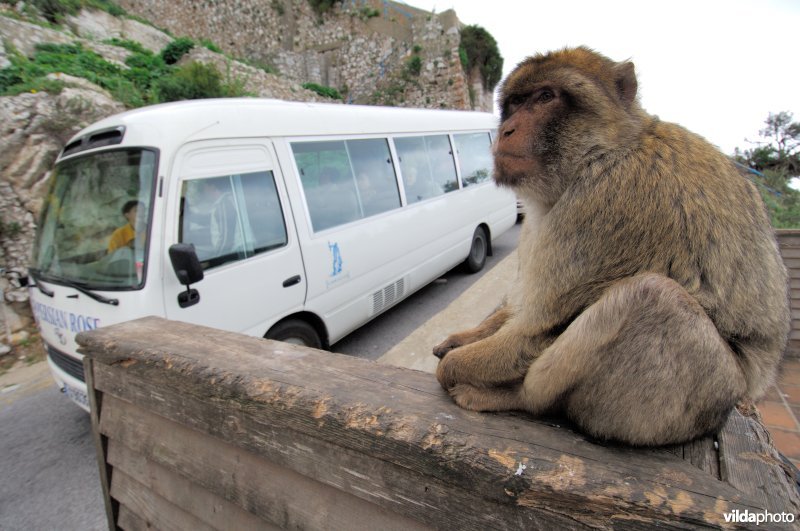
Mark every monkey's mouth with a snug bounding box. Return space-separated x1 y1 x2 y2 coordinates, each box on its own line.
493 151 531 187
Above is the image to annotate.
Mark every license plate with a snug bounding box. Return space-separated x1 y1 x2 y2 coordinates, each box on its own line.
63 384 90 411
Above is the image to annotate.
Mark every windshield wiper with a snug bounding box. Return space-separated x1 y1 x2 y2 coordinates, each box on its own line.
58 278 119 306
28 268 54 298
29 268 119 306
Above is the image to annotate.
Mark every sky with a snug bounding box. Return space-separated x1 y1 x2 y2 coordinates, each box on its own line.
402 0 800 156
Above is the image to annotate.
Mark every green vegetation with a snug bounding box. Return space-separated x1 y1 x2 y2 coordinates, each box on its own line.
157 61 229 101
301 82 342 100
404 55 422 77
357 7 380 20
459 25 502 91
307 0 342 18
0 40 248 106
0 0 127 23
160 37 194 65
735 112 800 228
0 218 23 238
369 81 405 106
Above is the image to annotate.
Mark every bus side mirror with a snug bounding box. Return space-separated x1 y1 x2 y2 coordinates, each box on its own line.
169 243 204 308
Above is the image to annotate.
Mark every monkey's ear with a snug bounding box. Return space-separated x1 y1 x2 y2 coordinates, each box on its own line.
615 61 638 109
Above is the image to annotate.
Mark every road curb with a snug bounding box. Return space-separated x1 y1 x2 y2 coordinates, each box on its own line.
378 251 517 373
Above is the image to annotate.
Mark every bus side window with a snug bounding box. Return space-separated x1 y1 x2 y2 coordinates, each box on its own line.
395 135 459 204
292 139 399 232
179 171 287 270
453 132 493 187
347 138 401 217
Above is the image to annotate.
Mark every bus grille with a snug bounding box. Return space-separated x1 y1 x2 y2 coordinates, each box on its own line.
372 278 405 315
47 344 85 383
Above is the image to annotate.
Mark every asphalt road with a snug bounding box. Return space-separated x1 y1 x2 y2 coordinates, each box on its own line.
0 222 520 530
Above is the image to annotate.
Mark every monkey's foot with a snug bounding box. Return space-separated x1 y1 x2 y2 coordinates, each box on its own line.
449 383 525 412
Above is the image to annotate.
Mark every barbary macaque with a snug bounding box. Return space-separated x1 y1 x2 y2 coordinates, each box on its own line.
433 47 790 446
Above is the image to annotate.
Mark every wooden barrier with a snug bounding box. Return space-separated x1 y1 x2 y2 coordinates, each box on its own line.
78 317 799 530
777 229 800 358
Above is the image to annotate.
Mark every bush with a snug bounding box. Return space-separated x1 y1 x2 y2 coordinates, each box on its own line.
200 39 223 54
31 0 81 24
160 37 195 65
156 62 224 102
405 55 422 77
85 0 127 17
302 82 342 100
308 0 342 17
0 65 24 93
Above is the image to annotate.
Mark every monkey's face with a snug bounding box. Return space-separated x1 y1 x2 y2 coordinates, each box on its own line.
494 47 642 206
493 79 567 200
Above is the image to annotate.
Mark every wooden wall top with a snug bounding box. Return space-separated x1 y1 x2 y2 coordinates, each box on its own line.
78 317 800 530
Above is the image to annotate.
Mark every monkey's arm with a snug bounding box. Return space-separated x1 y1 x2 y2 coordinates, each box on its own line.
432 301 512 359
436 320 555 389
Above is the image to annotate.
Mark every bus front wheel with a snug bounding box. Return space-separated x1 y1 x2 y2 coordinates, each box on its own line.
464 226 488 273
265 319 322 349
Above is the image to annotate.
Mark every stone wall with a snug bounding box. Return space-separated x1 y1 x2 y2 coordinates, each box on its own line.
115 0 492 111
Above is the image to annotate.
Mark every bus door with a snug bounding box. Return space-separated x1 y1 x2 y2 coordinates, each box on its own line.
164 139 306 336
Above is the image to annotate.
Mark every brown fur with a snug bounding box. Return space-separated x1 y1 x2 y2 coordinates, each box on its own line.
433 47 790 446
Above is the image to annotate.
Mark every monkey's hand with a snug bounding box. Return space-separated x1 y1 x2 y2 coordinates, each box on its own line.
433 302 512 359
437 332 533 390
432 332 470 359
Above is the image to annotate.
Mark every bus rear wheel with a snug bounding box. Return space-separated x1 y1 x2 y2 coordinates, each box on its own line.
265 319 322 349
464 226 488 273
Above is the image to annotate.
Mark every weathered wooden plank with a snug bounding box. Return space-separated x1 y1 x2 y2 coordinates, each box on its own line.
116 506 149 531
785 339 800 355
76 316 795 529
718 408 800 518
111 469 216 531
82 358 116 531
108 438 279 531
783 258 800 270
780 247 800 259
96 369 568 530
102 394 430 531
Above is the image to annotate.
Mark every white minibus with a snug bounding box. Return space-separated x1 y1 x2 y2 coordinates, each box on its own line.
28 98 517 410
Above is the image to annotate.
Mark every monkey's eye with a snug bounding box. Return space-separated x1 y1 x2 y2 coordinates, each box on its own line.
506 94 527 112
537 90 555 103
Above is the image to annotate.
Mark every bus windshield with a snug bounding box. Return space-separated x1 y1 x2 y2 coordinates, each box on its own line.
32 149 157 290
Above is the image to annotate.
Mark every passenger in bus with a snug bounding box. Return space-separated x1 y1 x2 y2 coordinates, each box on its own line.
107 200 143 253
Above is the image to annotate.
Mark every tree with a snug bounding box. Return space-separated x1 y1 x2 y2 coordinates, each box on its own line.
735 112 800 228
736 111 800 178
459 25 503 92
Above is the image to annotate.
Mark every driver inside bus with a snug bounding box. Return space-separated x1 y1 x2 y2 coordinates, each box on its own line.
108 200 144 253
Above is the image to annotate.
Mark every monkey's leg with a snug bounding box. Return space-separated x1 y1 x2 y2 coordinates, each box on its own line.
449 273 747 446
432 301 512 359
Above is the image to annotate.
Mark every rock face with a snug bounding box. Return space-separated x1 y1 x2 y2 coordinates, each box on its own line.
0 84 124 338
